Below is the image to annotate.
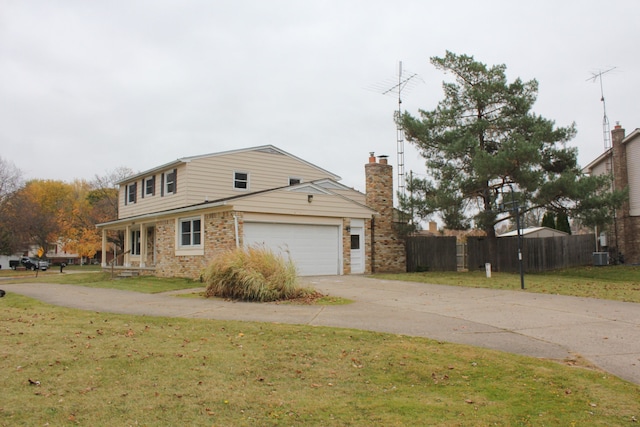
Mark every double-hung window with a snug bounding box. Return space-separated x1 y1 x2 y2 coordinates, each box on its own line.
165 170 176 194
126 182 137 205
161 169 177 196
144 176 155 197
180 218 201 247
234 171 249 190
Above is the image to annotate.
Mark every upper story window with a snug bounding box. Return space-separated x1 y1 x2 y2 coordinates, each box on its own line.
126 182 137 205
289 177 301 186
234 171 249 190
143 176 155 197
180 217 201 247
162 169 177 196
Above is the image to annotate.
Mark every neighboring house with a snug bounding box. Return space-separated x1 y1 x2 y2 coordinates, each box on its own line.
583 123 640 263
498 226 569 238
0 243 79 269
97 146 406 278
45 241 81 265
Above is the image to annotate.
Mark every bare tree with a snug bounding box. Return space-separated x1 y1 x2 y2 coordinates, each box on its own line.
89 167 134 252
0 157 23 203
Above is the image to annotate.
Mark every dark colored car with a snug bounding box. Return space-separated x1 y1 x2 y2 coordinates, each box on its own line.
21 257 49 271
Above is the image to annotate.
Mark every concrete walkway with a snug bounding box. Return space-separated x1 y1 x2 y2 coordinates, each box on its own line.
2 275 639 385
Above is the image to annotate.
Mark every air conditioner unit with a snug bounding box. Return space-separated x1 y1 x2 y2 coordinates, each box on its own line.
593 252 609 266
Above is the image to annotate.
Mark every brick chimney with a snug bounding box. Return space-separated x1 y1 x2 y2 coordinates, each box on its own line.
612 122 628 208
365 153 406 273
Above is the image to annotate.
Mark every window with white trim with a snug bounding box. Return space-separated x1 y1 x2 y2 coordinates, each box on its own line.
131 229 141 255
180 217 202 247
126 182 137 205
165 170 176 195
144 176 155 197
234 171 249 190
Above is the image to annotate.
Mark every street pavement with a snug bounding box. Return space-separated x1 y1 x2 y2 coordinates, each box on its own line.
1 275 639 385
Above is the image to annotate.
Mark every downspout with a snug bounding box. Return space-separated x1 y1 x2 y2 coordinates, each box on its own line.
371 216 375 273
233 214 240 248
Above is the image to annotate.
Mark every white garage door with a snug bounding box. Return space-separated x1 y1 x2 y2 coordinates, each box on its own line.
244 222 340 276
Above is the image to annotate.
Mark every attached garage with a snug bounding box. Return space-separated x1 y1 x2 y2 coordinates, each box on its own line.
244 222 341 276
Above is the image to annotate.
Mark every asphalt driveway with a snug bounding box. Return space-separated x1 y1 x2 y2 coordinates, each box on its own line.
2 275 639 385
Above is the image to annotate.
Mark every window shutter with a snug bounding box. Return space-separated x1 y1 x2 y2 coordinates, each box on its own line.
141 179 144 199
173 168 177 193
161 173 165 197
133 182 137 203
152 175 156 196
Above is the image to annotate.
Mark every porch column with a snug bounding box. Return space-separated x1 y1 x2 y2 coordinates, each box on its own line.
140 223 147 268
101 229 107 267
124 225 131 267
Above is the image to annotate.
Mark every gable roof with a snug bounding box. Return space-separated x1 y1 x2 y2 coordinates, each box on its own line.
117 145 341 184
582 128 640 173
498 226 568 238
97 179 374 228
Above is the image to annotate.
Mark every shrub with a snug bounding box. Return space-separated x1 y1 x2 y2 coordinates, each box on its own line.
202 246 309 302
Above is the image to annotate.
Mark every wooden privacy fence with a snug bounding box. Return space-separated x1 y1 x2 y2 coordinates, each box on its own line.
405 236 458 272
406 234 596 273
467 234 595 273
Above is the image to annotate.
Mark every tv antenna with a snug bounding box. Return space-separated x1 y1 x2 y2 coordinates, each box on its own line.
587 67 616 150
370 61 421 201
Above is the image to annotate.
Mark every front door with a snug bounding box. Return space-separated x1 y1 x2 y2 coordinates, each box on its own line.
350 226 364 274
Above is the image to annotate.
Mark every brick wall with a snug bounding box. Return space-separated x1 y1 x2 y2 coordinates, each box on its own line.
365 155 406 273
611 125 640 264
155 211 238 279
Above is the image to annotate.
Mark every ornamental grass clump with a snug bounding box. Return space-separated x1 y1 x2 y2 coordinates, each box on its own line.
202 245 306 302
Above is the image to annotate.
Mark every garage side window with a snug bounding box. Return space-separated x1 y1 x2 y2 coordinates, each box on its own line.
180 218 202 247
350 234 360 250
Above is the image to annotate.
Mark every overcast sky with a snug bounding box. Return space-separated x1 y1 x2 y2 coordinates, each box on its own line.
1 0 638 194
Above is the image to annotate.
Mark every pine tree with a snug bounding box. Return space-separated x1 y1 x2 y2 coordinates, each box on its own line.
541 212 556 229
400 51 622 264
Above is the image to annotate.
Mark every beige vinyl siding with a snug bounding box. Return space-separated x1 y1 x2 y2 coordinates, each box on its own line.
589 156 612 177
329 188 366 205
627 137 640 216
119 165 188 219
231 189 374 219
243 212 343 225
182 150 337 205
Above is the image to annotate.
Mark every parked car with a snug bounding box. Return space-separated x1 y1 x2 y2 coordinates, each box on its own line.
20 257 49 271
9 259 21 269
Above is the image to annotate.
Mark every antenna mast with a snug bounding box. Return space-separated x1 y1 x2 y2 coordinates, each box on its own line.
381 61 419 201
588 67 616 150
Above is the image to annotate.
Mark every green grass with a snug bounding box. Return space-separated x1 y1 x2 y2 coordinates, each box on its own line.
1 293 638 426
373 265 640 303
0 271 200 294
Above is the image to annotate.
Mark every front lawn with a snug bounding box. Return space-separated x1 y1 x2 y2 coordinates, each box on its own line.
1 293 638 426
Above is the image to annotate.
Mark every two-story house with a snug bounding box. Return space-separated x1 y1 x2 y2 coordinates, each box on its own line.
583 123 640 264
97 146 406 278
